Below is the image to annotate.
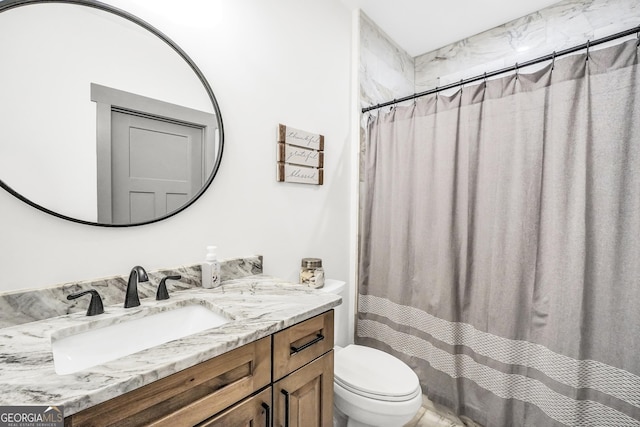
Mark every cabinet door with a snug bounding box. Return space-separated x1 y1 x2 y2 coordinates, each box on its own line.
198 387 272 427
273 351 333 427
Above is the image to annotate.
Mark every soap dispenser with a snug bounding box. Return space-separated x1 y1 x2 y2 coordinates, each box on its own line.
201 246 221 289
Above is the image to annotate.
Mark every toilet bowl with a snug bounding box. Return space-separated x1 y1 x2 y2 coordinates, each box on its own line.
319 280 422 427
334 344 422 427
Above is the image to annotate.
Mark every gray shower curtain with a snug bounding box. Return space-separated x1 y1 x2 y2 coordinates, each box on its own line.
358 39 640 426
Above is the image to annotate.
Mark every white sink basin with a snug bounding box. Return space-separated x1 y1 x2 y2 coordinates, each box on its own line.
52 304 230 375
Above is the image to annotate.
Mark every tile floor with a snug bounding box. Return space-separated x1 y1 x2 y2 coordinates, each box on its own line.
404 395 483 427
334 393 483 427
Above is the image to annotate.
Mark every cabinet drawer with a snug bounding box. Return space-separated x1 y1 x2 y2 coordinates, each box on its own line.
65 336 271 427
198 387 272 427
273 311 334 381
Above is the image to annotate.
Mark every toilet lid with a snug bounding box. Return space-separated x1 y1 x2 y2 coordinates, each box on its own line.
334 345 420 402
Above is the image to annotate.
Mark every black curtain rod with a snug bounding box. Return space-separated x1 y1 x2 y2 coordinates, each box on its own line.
362 25 640 113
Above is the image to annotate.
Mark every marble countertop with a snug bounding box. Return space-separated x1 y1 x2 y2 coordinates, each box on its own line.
0 275 341 416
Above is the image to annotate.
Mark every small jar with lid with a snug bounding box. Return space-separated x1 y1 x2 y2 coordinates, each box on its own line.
300 258 325 289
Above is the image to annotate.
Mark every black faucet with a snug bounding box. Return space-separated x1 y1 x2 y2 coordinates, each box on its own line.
125 266 148 308
67 289 104 316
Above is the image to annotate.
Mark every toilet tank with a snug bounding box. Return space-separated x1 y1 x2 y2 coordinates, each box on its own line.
319 279 348 347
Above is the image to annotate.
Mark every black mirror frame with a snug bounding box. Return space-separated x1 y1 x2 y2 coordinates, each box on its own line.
0 0 224 227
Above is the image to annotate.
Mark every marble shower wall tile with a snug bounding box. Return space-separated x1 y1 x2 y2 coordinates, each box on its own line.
360 11 415 110
359 11 415 185
0 255 262 328
414 0 640 91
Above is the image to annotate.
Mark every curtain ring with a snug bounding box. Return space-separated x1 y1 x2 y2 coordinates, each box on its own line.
515 62 519 80
551 51 556 70
460 78 464 91
636 26 640 47
586 40 590 61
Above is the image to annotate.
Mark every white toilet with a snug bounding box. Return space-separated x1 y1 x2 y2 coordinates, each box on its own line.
320 280 423 427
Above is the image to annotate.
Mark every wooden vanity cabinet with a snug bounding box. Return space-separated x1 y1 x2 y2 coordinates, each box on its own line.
64 311 334 427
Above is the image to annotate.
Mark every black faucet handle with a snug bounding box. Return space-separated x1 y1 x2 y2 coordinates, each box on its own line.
157 275 182 300
67 289 104 316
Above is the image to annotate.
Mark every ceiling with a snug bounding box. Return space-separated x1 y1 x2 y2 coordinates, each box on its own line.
341 0 565 57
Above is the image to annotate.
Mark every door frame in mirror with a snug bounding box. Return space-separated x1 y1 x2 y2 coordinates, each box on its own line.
0 0 224 227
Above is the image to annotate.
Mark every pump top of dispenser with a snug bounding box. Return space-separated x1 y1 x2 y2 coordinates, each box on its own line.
206 246 218 261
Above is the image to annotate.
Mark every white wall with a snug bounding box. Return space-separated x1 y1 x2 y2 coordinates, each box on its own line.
0 0 354 293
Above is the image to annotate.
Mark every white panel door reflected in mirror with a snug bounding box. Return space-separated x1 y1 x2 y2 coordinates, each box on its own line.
92 84 217 225
0 0 223 226
110 111 201 225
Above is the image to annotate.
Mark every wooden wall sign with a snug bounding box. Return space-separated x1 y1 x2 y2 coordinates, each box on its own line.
277 124 324 185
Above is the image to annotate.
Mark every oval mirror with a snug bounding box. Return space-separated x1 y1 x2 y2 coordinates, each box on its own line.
0 0 224 226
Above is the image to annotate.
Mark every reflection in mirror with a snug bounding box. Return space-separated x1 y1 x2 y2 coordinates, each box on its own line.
0 0 223 226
